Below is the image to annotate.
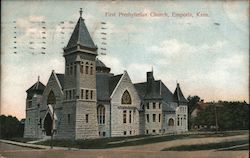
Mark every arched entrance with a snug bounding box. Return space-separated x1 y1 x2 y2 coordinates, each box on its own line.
44 113 52 136
43 90 56 136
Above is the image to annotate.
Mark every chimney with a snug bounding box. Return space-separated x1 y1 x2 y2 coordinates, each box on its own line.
146 71 155 94
147 71 154 83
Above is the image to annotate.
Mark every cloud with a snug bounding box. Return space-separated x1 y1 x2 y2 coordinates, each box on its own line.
127 63 152 83
98 55 124 75
150 39 226 57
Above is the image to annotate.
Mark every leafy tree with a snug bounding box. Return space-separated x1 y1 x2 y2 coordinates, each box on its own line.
192 101 249 131
187 95 200 115
187 95 200 129
0 115 24 138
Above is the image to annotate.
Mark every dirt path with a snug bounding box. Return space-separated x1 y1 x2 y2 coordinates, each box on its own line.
111 133 249 151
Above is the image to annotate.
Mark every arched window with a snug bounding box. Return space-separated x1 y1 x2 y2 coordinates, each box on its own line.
85 62 89 74
97 105 105 124
47 91 56 105
121 90 132 104
168 118 174 126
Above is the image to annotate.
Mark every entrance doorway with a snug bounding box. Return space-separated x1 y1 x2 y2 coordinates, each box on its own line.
44 113 52 136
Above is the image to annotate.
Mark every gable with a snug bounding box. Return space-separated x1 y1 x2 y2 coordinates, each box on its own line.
40 71 64 110
110 71 141 107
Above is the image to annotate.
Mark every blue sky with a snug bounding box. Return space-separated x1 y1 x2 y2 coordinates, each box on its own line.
1 0 249 119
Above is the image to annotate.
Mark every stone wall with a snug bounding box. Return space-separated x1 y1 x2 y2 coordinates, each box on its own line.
110 71 141 137
144 101 162 135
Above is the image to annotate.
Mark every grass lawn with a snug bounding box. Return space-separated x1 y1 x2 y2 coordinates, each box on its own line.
36 131 248 149
162 139 249 151
222 144 249 151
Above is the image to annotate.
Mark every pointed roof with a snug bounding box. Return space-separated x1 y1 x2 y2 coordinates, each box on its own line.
96 58 111 73
134 80 173 102
26 76 45 94
173 83 188 104
55 73 64 90
65 10 97 50
109 74 123 94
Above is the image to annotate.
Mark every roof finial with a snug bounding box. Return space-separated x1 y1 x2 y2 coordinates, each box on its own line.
38 75 40 82
79 8 83 18
151 65 153 73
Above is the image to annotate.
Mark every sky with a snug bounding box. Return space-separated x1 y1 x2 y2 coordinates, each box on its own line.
1 0 249 120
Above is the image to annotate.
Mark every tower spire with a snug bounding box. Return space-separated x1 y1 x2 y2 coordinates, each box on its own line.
79 8 83 18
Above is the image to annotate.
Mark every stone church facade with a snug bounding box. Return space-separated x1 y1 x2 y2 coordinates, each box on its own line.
24 11 188 140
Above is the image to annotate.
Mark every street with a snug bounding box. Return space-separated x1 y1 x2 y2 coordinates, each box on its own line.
0 133 249 158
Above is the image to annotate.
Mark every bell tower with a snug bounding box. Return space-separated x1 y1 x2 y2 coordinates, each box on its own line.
60 8 99 139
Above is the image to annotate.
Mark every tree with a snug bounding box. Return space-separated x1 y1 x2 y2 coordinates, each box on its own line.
187 95 200 129
187 95 200 115
0 115 24 138
192 101 249 131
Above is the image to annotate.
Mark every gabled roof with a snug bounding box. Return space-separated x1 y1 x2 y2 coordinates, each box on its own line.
66 17 97 50
173 83 188 103
134 82 147 99
109 74 123 95
96 73 113 101
144 80 162 99
55 73 64 90
96 58 106 67
160 81 174 102
26 80 45 94
134 80 173 102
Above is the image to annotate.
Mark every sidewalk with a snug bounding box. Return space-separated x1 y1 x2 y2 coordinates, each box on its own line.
0 139 78 150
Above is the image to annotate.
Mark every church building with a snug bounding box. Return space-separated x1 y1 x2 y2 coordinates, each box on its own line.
24 10 188 140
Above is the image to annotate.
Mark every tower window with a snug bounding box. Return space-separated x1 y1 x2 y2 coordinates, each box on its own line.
146 103 149 109
67 114 71 124
153 102 156 109
153 114 156 122
90 90 93 100
73 89 76 99
81 89 84 99
80 64 84 74
159 114 161 122
65 91 68 100
85 66 89 74
123 131 127 135
69 90 72 100
159 103 161 109
146 114 149 123
90 67 93 75
86 90 89 100
86 114 89 123
123 110 127 123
